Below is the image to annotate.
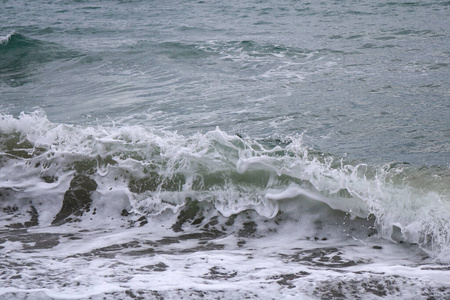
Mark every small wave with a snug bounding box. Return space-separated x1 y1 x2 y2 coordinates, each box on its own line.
0 32 36 49
0 110 449 261
0 32 80 69
0 31 15 46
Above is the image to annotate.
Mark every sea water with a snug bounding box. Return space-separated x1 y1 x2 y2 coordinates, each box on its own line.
1 0 449 299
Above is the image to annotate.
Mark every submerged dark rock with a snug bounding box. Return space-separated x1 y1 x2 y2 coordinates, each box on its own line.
238 221 257 237
52 174 97 225
4 205 39 229
171 199 201 232
24 206 39 227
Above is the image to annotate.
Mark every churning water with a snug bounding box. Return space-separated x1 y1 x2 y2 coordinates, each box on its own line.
1 1 449 299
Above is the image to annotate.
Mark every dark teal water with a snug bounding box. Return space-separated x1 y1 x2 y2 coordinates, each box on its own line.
1 1 449 299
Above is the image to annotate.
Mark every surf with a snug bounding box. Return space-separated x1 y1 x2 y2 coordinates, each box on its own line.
0 110 449 262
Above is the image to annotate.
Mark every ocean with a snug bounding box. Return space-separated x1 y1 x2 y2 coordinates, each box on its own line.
1 0 449 299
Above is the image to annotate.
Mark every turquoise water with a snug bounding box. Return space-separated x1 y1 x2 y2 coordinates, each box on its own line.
1 1 449 299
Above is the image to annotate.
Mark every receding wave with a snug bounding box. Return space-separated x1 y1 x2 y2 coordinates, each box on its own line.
0 110 449 261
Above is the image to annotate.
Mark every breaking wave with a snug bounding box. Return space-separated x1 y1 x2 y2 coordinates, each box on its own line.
0 110 449 261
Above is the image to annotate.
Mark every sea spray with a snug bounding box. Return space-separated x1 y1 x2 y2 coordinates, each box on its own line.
1 111 449 262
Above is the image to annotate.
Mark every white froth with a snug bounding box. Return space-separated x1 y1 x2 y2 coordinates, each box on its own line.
1 110 449 261
2 221 449 299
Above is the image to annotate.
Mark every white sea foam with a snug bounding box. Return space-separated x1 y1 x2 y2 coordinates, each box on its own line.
0 110 449 262
1 220 449 300
2 0 450 297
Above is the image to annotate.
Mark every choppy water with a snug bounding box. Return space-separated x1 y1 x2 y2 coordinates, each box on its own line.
1 0 449 299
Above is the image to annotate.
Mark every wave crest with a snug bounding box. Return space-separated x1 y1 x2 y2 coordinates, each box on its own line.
0 110 449 261
0 31 15 46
